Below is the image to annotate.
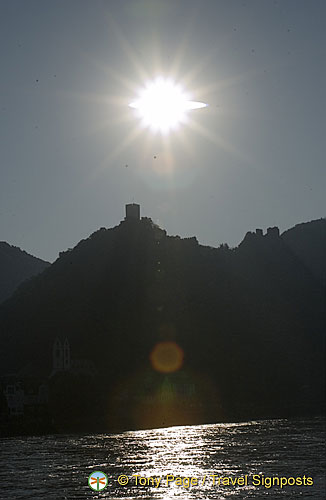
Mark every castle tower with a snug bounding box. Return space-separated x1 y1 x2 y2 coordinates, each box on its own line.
266 226 280 237
63 338 71 371
52 337 63 374
125 203 140 220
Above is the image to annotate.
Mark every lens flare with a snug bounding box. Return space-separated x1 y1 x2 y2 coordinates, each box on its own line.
150 341 184 373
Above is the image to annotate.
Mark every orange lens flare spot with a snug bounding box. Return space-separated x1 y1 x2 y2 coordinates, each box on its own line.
150 341 184 373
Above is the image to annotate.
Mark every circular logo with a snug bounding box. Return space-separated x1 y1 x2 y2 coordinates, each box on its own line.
88 471 108 491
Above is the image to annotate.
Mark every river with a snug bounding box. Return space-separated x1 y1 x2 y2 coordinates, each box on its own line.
1 417 325 499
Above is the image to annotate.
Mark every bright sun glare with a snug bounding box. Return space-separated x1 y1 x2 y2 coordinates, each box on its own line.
129 78 207 133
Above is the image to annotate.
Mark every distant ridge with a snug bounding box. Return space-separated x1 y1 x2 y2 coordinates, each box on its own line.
0 241 50 303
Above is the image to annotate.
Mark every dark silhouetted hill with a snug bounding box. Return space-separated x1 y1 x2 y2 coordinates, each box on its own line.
282 218 326 280
0 217 324 432
0 242 50 303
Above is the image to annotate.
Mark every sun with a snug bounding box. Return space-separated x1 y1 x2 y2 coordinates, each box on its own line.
129 77 206 134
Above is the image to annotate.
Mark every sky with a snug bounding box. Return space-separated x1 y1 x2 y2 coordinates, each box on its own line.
0 0 325 262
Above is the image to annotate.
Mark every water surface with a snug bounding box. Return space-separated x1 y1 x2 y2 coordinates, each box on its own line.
1 417 325 499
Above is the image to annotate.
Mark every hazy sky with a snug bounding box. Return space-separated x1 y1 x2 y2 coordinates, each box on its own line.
1 0 325 262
